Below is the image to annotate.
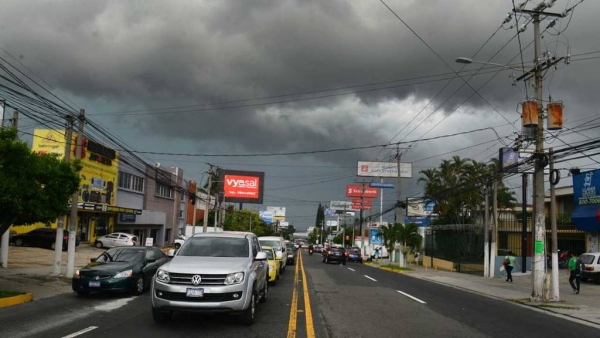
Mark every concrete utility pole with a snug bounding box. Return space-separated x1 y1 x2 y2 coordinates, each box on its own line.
491 178 498 278
53 115 72 276
1 108 18 268
67 109 84 278
514 5 563 302
549 148 559 301
484 187 490 278
396 146 402 224
202 165 213 234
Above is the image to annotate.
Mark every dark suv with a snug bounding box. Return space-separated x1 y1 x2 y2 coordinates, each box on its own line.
322 246 347 265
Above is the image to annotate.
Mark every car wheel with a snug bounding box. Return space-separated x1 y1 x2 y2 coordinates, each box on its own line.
95 241 103 249
50 242 56 250
238 293 255 325
342 260 347 266
174 242 181 249
133 275 145 295
152 307 173 323
77 291 89 297
14 238 23 246
259 281 268 303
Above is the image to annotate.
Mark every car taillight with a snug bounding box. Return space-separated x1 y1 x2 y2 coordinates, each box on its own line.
585 266 594 271
63 236 69 241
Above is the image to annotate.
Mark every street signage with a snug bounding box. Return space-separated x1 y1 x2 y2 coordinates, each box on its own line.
369 182 395 189
329 200 353 211
346 184 378 198
351 198 373 204
352 203 372 210
357 161 412 178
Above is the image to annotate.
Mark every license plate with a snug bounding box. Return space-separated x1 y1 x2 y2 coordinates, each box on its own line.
89 281 101 288
186 288 204 298
334 252 341 256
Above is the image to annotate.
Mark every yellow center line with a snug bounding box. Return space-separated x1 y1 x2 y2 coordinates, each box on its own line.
300 250 316 338
287 254 301 338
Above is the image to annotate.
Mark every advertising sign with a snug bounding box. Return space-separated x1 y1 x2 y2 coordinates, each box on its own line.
370 229 382 245
220 169 265 204
346 184 378 198
32 129 119 208
259 211 274 224
357 161 412 178
266 206 286 221
329 200 353 211
369 182 395 188
499 147 519 173
573 170 600 206
352 203 372 210
406 197 425 217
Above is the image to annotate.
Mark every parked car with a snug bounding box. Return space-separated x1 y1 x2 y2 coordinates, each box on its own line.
262 246 280 285
151 232 269 325
322 247 348 265
174 235 187 249
579 252 600 283
94 232 138 248
347 248 363 263
11 228 79 251
258 236 287 273
72 246 169 296
285 243 297 265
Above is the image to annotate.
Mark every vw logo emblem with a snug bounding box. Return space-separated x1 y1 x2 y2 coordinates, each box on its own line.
191 275 202 285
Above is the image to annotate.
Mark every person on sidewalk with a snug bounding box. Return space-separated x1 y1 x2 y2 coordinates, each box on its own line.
414 252 420 265
567 252 584 294
503 251 520 283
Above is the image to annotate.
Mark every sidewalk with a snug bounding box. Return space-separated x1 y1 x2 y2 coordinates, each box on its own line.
0 245 105 301
367 259 600 327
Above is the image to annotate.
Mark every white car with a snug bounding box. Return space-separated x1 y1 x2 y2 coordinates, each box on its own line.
174 235 187 249
580 252 600 283
94 232 138 248
259 236 287 273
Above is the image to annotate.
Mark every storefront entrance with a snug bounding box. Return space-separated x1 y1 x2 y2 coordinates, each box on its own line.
77 215 91 242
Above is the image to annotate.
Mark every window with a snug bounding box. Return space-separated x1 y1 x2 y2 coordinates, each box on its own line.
155 183 174 198
165 229 171 243
179 210 183 218
118 171 145 192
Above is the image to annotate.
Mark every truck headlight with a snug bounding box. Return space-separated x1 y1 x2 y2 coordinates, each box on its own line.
156 269 170 283
225 272 244 285
114 270 133 278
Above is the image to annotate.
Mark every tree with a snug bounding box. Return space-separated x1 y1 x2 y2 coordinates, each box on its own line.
396 223 422 267
380 223 400 264
0 128 81 234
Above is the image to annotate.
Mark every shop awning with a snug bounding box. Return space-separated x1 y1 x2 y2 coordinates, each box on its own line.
571 204 600 232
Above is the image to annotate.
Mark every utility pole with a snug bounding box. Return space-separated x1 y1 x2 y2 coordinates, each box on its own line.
491 178 498 278
202 165 213 234
358 181 367 257
549 148 559 301
53 115 73 276
1 108 17 268
521 173 528 273
67 110 84 278
484 187 490 278
514 5 563 302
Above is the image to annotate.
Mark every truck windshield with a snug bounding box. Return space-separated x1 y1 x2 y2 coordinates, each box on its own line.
178 237 249 257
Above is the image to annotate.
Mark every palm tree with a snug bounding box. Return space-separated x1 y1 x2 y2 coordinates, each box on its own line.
380 223 399 265
396 223 422 267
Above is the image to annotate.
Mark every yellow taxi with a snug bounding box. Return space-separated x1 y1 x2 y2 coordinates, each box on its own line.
261 246 280 285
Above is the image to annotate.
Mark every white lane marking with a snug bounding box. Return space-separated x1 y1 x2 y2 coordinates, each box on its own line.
364 275 377 282
61 326 98 338
347 267 356 271
397 290 427 304
94 297 135 311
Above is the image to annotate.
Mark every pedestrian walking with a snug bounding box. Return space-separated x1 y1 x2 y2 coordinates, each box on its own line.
503 251 520 283
414 252 420 265
374 247 380 261
567 252 584 294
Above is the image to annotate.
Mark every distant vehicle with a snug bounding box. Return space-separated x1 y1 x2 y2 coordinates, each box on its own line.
174 235 187 249
579 252 600 283
322 247 348 265
11 228 79 251
72 246 169 296
151 232 269 325
258 236 287 273
314 244 324 253
347 248 363 263
94 232 138 248
285 243 297 265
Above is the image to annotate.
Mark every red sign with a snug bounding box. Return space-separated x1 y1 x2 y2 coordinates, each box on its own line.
224 174 261 199
346 184 378 198
352 203 372 210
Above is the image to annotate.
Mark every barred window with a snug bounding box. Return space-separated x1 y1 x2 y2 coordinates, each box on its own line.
156 184 174 198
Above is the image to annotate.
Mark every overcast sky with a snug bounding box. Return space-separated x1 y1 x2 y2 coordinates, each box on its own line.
1 0 599 231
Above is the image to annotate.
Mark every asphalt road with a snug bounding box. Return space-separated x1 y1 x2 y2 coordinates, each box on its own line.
1 251 600 338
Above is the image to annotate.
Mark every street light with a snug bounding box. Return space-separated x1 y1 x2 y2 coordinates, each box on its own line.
455 57 531 74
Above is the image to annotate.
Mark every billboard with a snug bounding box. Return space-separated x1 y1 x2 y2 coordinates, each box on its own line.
266 206 286 221
346 184 378 198
32 129 119 207
499 147 519 173
259 211 274 224
357 161 412 178
329 200 353 212
370 229 382 245
220 169 265 204
573 170 600 206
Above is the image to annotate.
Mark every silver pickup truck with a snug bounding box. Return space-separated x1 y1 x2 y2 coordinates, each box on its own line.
151 232 269 325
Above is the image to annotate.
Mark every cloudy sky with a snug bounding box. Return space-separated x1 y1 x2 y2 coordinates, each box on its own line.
1 0 599 231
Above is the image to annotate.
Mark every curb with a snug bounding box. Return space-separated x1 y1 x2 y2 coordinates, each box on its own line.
0 293 33 308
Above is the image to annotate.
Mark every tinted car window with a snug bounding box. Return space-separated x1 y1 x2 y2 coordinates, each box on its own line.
178 237 249 257
580 254 596 264
260 240 281 249
152 247 166 259
146 250 156 260
97 248 145 262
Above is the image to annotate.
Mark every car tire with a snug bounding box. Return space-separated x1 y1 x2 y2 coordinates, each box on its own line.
238 293 255 326
259 281 268 303
95 241 103 249
152 307 173 323
133 275 145 295
13 238 23 246
174 242 181 249
342 261 347 266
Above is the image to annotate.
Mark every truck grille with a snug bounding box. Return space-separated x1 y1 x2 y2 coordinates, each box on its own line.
156 290 241 302
168 273 227 285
